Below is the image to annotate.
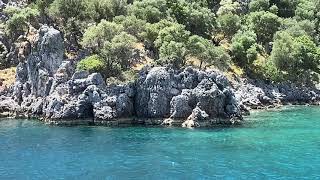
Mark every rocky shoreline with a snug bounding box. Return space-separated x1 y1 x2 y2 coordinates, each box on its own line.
1 26 319 128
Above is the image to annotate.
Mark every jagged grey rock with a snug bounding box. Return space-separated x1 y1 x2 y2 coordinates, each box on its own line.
0 96 16 117
135 67 243 127
135 67 172 118
193 79 226 117
13 25 64 105
170 94 193 118
182 107 209 128
234 78 320 110
1 26 319 127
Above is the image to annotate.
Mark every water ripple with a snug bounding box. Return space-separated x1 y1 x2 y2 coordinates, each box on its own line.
0 106 320 179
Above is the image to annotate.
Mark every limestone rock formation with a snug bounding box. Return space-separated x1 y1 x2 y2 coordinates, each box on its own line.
135 67 172 118
135 66 243 126
0 95 16 117
1 26 319 128
6 42 243 127
0 26 136 125
13 25 64 105
43 66 134 125
234 78 320 110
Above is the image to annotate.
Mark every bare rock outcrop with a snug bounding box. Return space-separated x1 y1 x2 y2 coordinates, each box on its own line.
13 25 64 105
234 78 320 111
1 26 319 128
135 66 243 127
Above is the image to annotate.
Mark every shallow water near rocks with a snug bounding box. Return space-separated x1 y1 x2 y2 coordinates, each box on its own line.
0 106 319 179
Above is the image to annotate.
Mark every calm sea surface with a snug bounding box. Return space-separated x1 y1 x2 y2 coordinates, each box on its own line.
0 106 319 179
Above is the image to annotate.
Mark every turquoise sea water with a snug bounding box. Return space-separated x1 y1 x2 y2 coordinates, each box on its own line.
0 106 319 179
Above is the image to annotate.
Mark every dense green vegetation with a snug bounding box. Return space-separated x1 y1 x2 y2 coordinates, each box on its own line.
1 0 320 85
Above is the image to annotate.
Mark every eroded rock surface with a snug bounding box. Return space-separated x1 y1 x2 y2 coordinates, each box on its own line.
13 25 64 105
0 26 319 128
234 78 320 111
135 66 243 127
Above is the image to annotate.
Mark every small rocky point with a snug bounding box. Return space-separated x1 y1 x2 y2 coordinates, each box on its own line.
1 26 319 127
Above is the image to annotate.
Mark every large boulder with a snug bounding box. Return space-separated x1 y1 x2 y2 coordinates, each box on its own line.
0 96 16 117
193 79 226 117
135 67 173 118
182 107 209 128
135 67 243 126
93 88 134 125
170 94 193 119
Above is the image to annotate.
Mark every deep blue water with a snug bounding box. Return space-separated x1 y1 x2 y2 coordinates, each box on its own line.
0 106 320 179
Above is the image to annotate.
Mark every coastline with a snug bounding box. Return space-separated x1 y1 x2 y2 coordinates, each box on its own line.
0 26 319 128
1 102 319 128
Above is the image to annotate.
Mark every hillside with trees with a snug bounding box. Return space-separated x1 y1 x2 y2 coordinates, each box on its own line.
0 0 320 85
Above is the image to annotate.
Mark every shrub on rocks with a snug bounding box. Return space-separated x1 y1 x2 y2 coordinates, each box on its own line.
77 55 105 76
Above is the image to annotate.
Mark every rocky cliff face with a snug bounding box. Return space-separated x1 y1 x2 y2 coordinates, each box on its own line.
135 66 242 127
39 65 242 127
13 26 64 104
0 26 319 127
0 26 243 127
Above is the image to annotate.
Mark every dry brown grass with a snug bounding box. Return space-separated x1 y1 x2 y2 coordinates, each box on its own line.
132 56 154 71
0 67 16 87
131 42 156 71
186 56 202 68
133 42 145 50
